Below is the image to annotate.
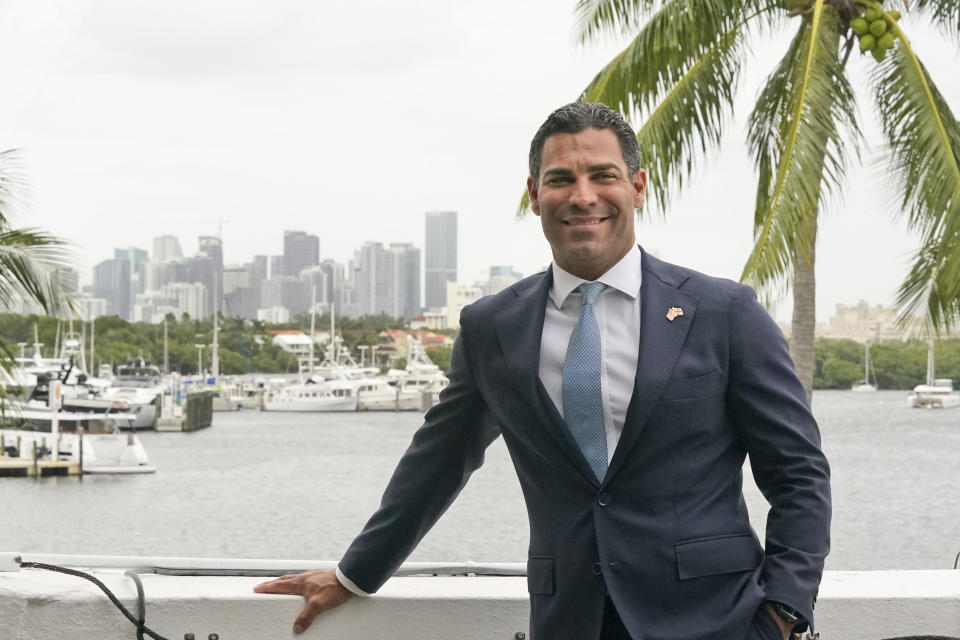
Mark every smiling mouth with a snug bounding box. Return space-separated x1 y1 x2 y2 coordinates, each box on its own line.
563 216 609 226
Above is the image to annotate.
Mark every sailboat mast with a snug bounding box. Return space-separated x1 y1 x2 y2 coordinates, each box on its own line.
308 285 316 376
331 304 337 364
926 339 935 386
163 321 169 374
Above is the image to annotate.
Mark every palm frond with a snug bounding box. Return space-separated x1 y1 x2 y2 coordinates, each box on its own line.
872 30 960 331
0 228 73 317
580 0 780 114
574 0 655 44
630 26 747 213
516 190 531 217
911 0 960 39
0 149 30 226
741 3 860 296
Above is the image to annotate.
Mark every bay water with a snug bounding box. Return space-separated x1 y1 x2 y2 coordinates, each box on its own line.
2 390 958 570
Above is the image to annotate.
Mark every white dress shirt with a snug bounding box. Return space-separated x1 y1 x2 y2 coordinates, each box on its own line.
337 245 643 596
539 244 642 461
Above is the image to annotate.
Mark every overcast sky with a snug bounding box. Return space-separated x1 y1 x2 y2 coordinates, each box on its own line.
1 1 958 322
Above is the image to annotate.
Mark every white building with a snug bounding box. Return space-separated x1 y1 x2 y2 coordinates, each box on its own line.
445 282 484 330
160 282 207 320
257 306 290 324
816 301 906 342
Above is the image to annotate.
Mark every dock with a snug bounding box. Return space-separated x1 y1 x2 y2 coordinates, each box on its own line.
156 390 214 432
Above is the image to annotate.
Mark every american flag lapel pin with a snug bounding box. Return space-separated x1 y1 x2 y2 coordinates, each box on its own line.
666 306 684 322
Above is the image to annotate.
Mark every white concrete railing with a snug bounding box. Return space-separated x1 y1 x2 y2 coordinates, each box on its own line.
1 553 959 639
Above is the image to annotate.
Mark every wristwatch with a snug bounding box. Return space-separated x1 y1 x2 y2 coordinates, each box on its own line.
768 601 809 634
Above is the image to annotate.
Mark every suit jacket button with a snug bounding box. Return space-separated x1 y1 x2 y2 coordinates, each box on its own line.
597 492 612 506
591 562 603 576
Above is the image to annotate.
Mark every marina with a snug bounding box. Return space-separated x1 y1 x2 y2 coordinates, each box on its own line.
1 390 958 570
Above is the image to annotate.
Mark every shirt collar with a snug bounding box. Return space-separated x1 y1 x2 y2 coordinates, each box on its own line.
549 244 642 309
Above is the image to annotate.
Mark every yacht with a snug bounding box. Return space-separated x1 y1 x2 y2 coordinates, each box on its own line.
906 379 960 408
0 401 156 474
261 379 357 412
907 340 959 408
100 359 166 429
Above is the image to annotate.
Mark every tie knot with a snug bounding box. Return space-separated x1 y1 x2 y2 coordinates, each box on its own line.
577 281 606 306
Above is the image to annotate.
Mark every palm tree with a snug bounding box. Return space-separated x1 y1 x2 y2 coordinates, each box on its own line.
0 149 72 360
539 0 959 403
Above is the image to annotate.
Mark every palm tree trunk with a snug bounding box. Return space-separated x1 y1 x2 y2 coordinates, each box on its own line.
790 218 817 407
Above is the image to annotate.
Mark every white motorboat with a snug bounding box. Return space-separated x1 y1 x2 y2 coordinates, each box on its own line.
907 340 959 408
906 379 960 408
100 359 165 429
261 380 357 412
385 336 449 409
355 377 423 411
0 402 156 474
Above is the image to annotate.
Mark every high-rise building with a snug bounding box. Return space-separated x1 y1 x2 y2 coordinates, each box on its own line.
152 235 183 262
387 243 421 319
115 247 148 300
486 265 524 296
114 247 148 272
186 255 214 317
199 236 223 314
283 230 320 278
161 282 207 319
355 242 421 319
424 211 457 308
93 258 131 319
269 255 285 279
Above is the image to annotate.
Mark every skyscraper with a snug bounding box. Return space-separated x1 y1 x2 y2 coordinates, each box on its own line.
354 242 420 319
283 230 320 278
199 236 223 315
152 235 183 262
387 243 420 319
424 211 457 308
93 258 131 320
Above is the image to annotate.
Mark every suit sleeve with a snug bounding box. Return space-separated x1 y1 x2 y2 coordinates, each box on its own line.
338 322 501 594
726 285 831 629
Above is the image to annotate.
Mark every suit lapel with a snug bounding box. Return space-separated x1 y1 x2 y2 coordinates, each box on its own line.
494 270 601 485
605 256 698 483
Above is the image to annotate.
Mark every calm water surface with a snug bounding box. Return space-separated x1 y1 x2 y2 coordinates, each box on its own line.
2 390 958 570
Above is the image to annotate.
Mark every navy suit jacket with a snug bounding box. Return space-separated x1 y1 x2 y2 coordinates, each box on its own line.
340 249 831 640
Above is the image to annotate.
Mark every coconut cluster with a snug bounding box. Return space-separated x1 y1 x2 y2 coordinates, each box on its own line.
851 6 901 61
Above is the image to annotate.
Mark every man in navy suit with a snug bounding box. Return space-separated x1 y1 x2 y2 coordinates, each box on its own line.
255 102 831 640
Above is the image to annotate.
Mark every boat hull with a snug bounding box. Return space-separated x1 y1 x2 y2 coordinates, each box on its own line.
262 397 358 412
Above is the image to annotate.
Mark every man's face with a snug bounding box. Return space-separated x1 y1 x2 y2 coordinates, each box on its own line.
527 127 646 281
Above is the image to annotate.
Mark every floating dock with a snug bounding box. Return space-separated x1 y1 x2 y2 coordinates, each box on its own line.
0 433 82 477
156 390 214 432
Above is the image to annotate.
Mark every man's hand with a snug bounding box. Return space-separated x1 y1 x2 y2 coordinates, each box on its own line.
764 604 794 640
254 569 355 634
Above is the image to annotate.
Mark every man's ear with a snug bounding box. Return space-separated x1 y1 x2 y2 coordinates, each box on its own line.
633 169 647 210
526 176 541 216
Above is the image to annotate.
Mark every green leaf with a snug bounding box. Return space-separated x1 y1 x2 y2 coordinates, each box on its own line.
573 0 655 44
873 33 960 332
911 0 960 38
741 3 861 295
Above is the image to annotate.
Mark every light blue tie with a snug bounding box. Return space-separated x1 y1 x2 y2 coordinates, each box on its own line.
562 281 607 482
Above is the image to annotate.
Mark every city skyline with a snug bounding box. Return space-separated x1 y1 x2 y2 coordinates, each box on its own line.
69 223 523 324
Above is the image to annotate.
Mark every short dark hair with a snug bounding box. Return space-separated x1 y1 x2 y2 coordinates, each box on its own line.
528 102 641 186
